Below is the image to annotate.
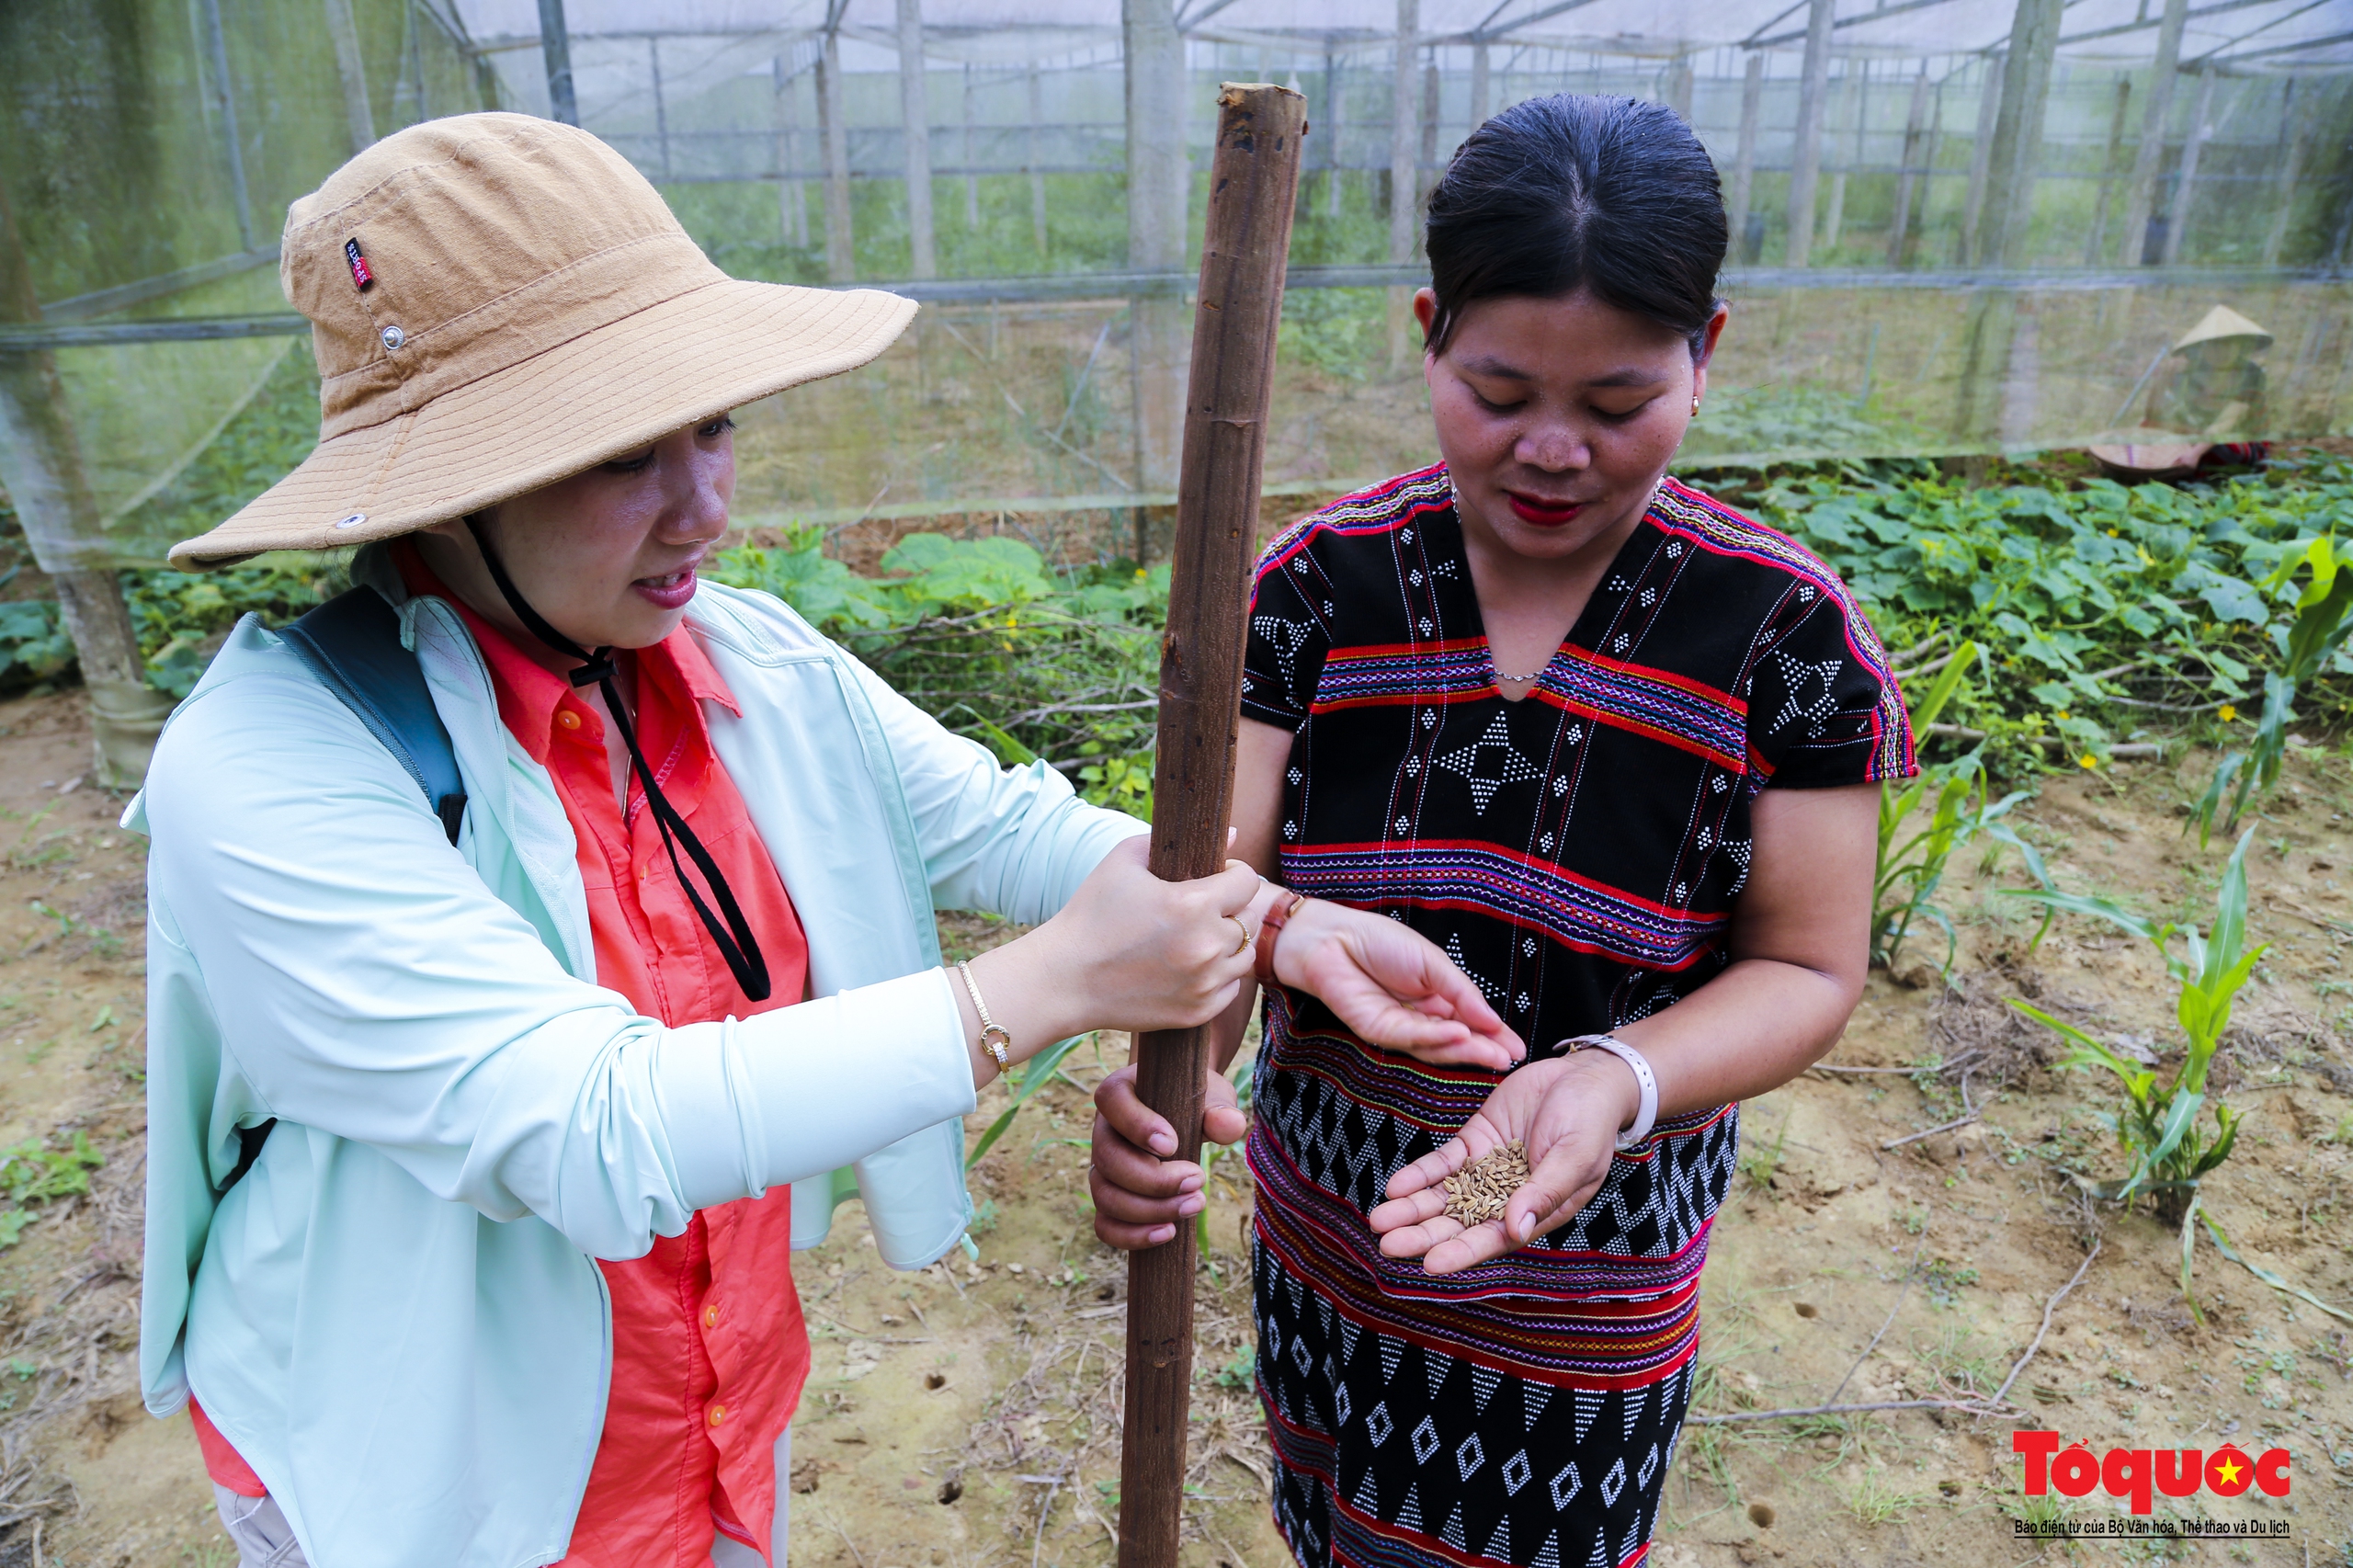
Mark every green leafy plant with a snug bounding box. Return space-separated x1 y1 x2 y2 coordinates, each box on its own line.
2004 830 2263 1231
965 1034 1090 1171
0 1131 105 1252
707 528 1167 811
1871 641 2029 972
0 574 76 694
1760 454 2353 778
2193 532 2353 843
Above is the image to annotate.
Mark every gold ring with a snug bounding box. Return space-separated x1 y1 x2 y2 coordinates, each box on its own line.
1229 916 1253 956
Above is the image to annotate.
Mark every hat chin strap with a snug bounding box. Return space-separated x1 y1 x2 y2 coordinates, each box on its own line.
466 517 771 1003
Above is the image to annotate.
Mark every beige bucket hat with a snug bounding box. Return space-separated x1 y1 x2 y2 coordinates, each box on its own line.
171 113 915 570
2173 305 2273 354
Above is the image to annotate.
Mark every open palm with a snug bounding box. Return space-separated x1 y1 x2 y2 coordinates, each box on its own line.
1277 901 1525 1072
1365 1053 1631 1274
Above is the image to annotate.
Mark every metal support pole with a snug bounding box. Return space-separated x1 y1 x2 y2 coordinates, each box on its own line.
1889 65 1931 267
537 0 577 125
964 63 982 231
1029 67 1050 254
1976 0 2064 269
2085 76 2132 264
1663 54 1693 123
819 28 855 281
323 0 378 153
1824 62 1856 254
1124 0 1188 505
1729 51 1763 264
1387 0 1420 368
0 187 173 786
197 0 256 249
651 38 671 180
1784 0 1835 267
897 0 937 279
1324 51 1346 218
2261 78 2302 267
2161 64 2216 267
1958 51 2005 265
777 56 809 249
1419 52 1441 199
2120 0 2188 266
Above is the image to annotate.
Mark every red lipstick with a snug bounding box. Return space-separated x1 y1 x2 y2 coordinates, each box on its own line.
1506 492 1586 528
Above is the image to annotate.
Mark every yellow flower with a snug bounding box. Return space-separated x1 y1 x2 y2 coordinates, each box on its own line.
2107 528 2120 538
2219 703 2238 722
2079 754 2100 770
2054 710 2071 722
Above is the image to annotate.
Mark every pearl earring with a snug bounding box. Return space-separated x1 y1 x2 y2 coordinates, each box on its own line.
1690 394 1701 417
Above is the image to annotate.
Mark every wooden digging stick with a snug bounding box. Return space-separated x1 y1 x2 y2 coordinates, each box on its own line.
1117 81 1306 1568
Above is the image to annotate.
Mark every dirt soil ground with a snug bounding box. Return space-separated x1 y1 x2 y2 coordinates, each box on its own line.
0 690 2345 1567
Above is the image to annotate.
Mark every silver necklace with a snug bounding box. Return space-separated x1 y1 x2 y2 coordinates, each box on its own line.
1490 649 1556 684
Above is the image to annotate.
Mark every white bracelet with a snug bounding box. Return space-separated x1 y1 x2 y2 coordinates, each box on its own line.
1563 1034 1658 1151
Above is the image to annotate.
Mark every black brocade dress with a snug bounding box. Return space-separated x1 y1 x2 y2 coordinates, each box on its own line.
1239 467 1915 1568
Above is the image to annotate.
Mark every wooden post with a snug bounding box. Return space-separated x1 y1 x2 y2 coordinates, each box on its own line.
1324 51 1346 218
1974 0 2063 269
1116 80 1306 1568
819 28 856 281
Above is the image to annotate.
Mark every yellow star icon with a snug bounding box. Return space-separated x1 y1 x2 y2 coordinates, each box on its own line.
2213 1455 2244 1487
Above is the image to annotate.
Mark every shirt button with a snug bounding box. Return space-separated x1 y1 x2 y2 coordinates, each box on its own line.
708 1404 726 1427
557 710 583 731
703 1304 720 1329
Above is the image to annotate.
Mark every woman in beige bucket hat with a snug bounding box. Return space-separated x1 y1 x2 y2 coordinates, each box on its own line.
130 113 1509 1568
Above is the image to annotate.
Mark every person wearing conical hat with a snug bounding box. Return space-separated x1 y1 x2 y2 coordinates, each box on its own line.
2144 303 2272 441
129 114 1502 1568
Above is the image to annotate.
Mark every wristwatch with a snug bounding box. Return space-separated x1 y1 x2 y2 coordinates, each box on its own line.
1563 1034 1659 1151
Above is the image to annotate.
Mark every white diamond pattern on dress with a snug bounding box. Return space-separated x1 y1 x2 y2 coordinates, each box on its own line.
1435 713 1544 813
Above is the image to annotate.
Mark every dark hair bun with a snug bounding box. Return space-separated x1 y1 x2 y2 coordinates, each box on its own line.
1424 94 1727 357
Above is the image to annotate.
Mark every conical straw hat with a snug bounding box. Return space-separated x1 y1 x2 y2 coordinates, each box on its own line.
2172 305 2273 354
170 114 915 571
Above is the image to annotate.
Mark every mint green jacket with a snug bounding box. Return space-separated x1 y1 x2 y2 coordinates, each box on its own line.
127 554 1143 1568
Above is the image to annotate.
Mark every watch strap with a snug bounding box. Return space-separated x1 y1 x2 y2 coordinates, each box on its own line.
1564 1034 1659 1151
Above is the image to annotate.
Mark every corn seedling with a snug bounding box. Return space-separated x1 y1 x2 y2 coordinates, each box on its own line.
2194 534 2353 844
1873 642 2029 972
2003 830 2262 1236
966 1033 1091 1171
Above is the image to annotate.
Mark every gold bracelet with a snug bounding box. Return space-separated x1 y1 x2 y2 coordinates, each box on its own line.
955 960 1013 1074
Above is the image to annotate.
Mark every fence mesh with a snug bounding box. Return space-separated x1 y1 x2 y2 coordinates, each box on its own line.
5 0 2351 572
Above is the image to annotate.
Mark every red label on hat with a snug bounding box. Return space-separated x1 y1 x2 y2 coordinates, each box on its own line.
345 239 375 291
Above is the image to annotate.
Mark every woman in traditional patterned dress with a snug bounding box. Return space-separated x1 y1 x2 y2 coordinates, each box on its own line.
1091 96 1915 1568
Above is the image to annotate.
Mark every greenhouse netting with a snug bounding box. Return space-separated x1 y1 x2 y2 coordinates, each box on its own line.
4 0 2351 584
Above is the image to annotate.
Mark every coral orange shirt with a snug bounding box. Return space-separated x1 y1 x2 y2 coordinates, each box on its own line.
192 548 815 1568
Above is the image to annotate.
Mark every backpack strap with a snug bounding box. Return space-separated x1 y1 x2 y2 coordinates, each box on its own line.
278 586 468 846
226 588 467 1195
